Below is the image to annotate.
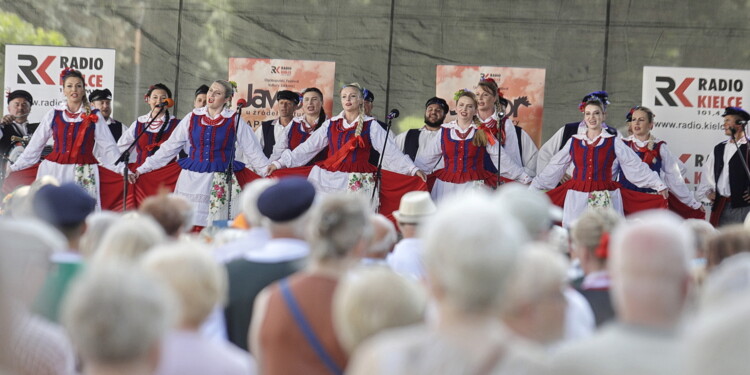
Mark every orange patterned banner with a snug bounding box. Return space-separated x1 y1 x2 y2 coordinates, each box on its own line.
228 58 336 130
436 65 546 146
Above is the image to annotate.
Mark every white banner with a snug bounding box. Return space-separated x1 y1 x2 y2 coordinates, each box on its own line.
3 45 116 123
642 66 750 191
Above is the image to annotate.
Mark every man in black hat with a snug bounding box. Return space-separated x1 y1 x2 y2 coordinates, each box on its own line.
194 84 209 109
255 90 299 158
32 182 97 323
1 90 39 174
223 177 315 350
396 97 449 161
697 106 750 226
89 88 126 141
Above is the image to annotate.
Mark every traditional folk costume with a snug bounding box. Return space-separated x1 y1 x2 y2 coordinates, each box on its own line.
272 112 419 199
537 120 618 174
696 136 750 226
531 131 666 227
268 115 327 164
136 107 270 227
480 111 539 177
619 135 703 219
395 126 442 162
115 113 181 207
10 105 120 207
256 117 294 158
415 120 532 202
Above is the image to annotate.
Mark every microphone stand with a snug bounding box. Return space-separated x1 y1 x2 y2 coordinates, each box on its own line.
116 105 167 211
225 104 242 221
496 110 506 188
371 116 394 206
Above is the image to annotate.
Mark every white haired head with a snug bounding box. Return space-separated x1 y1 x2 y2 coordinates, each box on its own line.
421 191 527 313
494 183 556 240
92 215 167 265
62 264 174 368
609 210 694 327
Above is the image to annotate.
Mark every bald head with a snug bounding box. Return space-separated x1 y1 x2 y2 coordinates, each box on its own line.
609 211 694 328
365 214 397 258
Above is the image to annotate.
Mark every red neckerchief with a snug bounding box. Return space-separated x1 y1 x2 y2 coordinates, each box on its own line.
629 140 659 165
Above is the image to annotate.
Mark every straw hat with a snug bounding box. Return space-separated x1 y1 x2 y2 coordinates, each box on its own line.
392 191 436 224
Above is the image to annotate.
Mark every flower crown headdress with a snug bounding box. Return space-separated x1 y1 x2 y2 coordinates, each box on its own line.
453 88 472 102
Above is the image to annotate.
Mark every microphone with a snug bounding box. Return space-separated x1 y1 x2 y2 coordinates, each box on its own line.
236 99 247 110
731 127 737 136
386 109 400 120
450 110 457 116
155 98 175 108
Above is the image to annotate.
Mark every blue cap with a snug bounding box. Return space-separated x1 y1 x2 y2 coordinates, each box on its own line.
257 177 316 222
33 183 96 227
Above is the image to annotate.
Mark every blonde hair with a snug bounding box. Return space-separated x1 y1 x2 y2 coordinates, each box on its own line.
141 242 227 327
456 91 488 147
92 215 167 265
333 266 426 353
571 208 622 263
341 83 366 137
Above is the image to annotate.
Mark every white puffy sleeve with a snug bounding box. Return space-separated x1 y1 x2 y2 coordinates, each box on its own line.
413 129 443 173
659 143 701 208
531 138 573 190
236 117 270 176
614 138 667 192
10 109 54 171
369 121 418 175
536 126 567 173
274 120 330 168
695 149 717 202
136 114 190 174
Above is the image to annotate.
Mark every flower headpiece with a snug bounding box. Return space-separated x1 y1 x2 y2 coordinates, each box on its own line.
228 81 238 94
60 67 77 81
453 88 472 102
298 94 304 103
580 90 610 112
4 90 9 99
626 105 642 121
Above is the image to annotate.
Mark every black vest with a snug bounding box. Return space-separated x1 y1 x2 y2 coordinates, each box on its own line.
403 129 421 161
514 125 524 161
0 122 39 156
559 122 617 151
261 120 275 158
108 119 123 141
369 119 388 166
713 142 750 208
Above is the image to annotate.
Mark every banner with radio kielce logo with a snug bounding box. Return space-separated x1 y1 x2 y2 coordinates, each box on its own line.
228 58 336 129
3 45 116 123
643 66 750 191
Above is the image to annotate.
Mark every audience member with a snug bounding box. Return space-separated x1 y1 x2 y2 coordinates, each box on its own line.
142 243 256 375
0 219 75 375
386 191 436 279
62 264 174 375
348 192 546 375
357 214 397 265
224 177 314 351
501 244 569 347
552 211 693 375
91 215 167 265
32 182 96 323
570 208 622 327
139 194 193 239
705 224 750 272
251 194 373 374
333 266 427 354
